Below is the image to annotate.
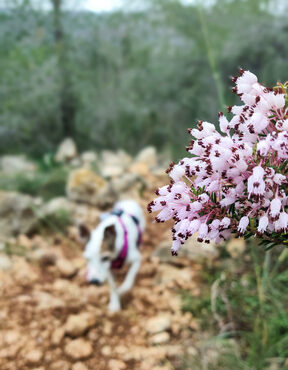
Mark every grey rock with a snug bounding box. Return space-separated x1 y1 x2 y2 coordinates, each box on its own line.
55 138 77 163
1 155 36 174
0 191 43 239
135 146 157 168
153 234 219 263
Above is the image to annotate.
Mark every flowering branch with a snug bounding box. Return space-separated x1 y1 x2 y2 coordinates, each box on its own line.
148 70 288 254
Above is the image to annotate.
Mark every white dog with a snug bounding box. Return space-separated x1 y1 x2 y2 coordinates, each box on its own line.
79 200 145 312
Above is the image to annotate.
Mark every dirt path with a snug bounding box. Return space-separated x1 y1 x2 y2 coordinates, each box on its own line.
0 195 202 370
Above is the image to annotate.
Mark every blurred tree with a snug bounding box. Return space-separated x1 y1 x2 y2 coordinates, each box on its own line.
51 0 76 137
0 0 288 157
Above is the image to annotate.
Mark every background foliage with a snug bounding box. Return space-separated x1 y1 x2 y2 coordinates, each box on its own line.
1 0 288 157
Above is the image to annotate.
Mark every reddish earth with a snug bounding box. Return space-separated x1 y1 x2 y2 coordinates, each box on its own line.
0 191 202 370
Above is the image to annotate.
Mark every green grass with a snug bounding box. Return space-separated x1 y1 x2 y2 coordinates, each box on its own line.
0 157 68 201
181 244 288 370
33 208 72 234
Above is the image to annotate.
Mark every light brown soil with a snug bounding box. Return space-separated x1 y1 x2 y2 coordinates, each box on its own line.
0 192 201 370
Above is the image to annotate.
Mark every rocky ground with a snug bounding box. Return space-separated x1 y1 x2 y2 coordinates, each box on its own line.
0 141 227 370
0 197 206 370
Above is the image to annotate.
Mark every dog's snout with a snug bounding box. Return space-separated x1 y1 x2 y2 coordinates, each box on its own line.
90 278 102 286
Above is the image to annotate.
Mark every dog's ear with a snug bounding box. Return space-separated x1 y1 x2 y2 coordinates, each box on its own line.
78 223 91 244
103 225 116 253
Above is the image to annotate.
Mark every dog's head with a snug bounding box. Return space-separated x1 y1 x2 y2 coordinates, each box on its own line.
79 222 117 285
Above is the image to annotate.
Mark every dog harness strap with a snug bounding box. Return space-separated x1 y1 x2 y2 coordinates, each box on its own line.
110 210 142 269
111 216 128 269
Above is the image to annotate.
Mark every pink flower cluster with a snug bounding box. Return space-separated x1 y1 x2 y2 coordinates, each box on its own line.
148 70 288 254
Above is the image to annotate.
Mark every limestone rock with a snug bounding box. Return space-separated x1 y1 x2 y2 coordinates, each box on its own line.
128 162 150 177
146 315 171 334
0 254 12 271
154 234 219 264
156 265 194 288
72 363 89 370
51 327 65 345
135 146 157 168
226 238 246 258
65 312 97 337
3 330 21 345
81 151 98 168
108 359 127 370
12 260 38 286
43 197 73 216
150 332 170 345
0 191 42 239
55 138 77 163
66 168 116 207
50 360 70 370
64 338 93 360
24 349 43 364
100 150 132 178
35 292 65 310
1 155 36 174
111 173 141 194
56 258 77 278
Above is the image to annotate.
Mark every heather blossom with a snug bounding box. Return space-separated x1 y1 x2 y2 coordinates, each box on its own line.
148 69 288 254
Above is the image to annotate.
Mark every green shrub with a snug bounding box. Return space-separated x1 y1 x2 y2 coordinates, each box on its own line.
0 166 68 201
182 245 288 369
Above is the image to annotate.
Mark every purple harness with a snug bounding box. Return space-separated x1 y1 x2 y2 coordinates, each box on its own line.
111 210 142 269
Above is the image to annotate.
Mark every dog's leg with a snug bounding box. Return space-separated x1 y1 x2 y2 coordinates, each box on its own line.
117 258 141 295
107 271 121 313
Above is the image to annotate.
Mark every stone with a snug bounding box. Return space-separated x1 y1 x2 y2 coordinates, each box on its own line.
17 234 33 249
0 155 36 174
226 238 246 258
50 360 70 370
12 260 38 286
154 234 219 264
53 279 81 298
135 146 157 168
72 363 89 370
55 138 77 162
156 265 194 288
0 254 12 270
150 332 170 345
0 191 42 239
43 197 73 216
66 168 116 207
35 292 65 310
128 162 150 177
122 346 167 362
70 157 82 167
81 151 98 168
56 258 77 278
64 338 93 360
111 173 140 193
24 349 43 364
101 345 112 357
108 359 126 369
3 330 20 345
100 150 132 178
51 327 65 345
65 312 97 337
36 250 57 266
146 315 171 334
0 343 22 359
